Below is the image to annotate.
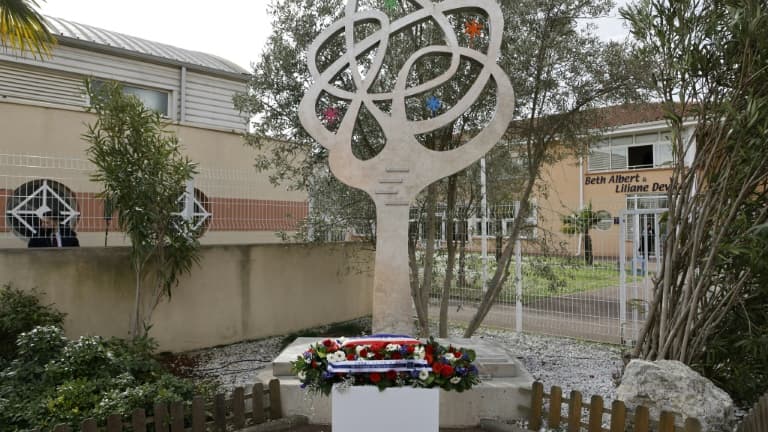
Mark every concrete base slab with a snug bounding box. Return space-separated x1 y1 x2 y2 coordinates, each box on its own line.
263 337 534 428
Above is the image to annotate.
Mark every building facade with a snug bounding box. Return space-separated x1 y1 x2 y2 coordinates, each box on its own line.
1 16 307 248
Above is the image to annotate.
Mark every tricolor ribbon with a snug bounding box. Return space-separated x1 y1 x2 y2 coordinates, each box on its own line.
327 359 430 373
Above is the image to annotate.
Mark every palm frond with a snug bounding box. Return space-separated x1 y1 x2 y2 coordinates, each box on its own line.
0 0 56 59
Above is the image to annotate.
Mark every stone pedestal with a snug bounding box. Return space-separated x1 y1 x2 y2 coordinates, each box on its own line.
332 386 439 432
262 337 534 427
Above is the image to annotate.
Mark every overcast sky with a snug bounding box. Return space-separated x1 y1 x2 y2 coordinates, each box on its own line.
39 1 630 72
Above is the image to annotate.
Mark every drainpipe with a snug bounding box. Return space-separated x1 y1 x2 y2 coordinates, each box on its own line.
576 156 584 256
180 66 187 122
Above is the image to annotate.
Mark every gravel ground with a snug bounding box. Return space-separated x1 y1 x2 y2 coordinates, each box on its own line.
185 319 624 405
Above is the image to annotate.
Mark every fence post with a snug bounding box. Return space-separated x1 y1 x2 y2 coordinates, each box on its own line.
170 401 184 432
548 386 562 429
609 400 626 432
588 395 604 432
528 381 544 430
684 417 702 432
81 419 97 432
252 382 266 424
154 402 169 432
634 405 650 432
107 414 122 432
659 411 676 432
214 393 227 432
233 386 245 429
192 396 206 432
269 379 283 419
567 390 582 432
132 408 146 432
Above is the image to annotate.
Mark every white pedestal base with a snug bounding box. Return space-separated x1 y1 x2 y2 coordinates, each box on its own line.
332 386 439 432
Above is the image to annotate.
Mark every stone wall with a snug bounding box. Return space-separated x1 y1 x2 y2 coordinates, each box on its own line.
0 243 373 352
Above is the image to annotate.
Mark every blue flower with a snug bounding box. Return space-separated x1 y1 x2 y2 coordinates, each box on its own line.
425 95 442 114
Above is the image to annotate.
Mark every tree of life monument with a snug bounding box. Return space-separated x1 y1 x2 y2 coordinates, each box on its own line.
299 0 514 335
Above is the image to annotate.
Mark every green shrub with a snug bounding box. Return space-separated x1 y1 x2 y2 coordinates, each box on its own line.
0 284 65 364
0 328 209 431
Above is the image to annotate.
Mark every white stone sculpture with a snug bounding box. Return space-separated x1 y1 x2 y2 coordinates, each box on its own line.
299 0 515 334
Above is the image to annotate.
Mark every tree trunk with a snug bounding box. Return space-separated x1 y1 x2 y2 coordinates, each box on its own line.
584 229 593 265
439 175 458 337
418 183 439 335
374 202 415 335
457 233 467 287
132 264 142 339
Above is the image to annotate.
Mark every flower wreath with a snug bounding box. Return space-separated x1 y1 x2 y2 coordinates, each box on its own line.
290 334 480 396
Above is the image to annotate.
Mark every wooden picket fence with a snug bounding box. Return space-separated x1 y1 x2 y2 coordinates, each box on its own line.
39 379 283 432
528 382 703 432
737 392 768 432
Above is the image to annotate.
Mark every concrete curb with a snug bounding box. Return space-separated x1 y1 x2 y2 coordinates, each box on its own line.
240 415 309 432
479 418 527 432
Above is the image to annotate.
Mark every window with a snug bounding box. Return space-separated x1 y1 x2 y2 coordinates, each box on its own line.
473 202 537 239
625 194 668 238
122 85 169 116
92 80 170 116
5 179 80 240
589 132 673 172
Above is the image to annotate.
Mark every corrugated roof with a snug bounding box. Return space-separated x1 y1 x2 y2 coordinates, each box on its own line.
44 15 249 76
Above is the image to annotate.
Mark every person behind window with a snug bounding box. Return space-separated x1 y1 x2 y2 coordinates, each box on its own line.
638 222 655 257
28 213 80 248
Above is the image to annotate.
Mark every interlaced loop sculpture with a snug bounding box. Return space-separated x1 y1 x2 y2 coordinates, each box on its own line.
299 0 515 334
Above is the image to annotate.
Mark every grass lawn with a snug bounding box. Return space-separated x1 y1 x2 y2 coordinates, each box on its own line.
427 254 638 302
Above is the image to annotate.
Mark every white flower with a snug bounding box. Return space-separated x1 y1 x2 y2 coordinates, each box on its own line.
298 371 307 380
355 345 369 355
419 369 430 381
385 343 401 352
444 353 456 362
413 346 425 360
450 377 462 384
367 351 376 359
330 351 346 362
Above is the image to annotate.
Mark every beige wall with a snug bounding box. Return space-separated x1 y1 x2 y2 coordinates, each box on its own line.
0 101 307 249
0 243 373 352
0 101 304 200
532 157 673 258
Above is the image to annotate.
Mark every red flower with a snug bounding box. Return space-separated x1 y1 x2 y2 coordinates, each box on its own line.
322 339 333 347
406 345 415 354
374 351 384 360
347 353 355 361
425 345 434 355
370 373 382 383
441 365 454 378
425 354 434 364
391 352 402 360
432 363 442 373
386 370 397 380
359 349 368 358
311 360 317 368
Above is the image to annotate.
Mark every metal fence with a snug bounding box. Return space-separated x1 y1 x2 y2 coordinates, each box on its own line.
1 152 664 344
0 153 308 248
410 199 663 345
